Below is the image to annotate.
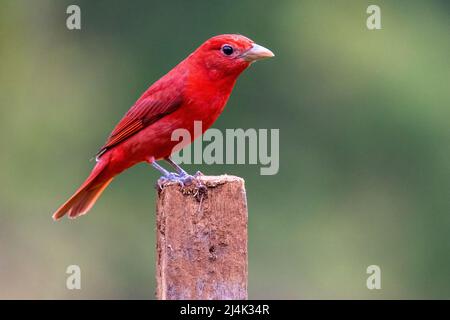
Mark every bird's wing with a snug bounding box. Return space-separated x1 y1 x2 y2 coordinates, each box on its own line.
96 74 186 158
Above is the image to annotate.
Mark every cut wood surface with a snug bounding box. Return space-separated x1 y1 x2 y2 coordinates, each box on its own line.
156 175 248 300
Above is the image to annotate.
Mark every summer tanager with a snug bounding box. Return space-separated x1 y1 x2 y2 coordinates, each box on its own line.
53 34 274 220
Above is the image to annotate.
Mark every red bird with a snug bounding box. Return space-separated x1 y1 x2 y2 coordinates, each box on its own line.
53 34 274 220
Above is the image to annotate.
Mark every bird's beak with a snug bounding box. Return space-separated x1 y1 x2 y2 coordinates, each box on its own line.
242 43 275 62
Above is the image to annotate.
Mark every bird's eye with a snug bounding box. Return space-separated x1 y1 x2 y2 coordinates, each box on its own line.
221 45 234 56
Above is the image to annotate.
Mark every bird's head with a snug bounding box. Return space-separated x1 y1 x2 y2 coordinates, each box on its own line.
190 34 274 78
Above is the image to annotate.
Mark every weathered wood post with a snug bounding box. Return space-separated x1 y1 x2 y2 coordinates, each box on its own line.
156 175 248 300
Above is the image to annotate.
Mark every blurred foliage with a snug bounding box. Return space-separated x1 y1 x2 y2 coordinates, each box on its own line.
0 0 449 299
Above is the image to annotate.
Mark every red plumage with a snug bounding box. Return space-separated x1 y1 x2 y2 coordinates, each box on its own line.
53 34 273 220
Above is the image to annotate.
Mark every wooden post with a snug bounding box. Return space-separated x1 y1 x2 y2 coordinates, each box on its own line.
156 175 248 300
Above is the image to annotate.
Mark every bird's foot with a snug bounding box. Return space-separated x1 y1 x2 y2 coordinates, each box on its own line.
157 172 193 189
157 170 205 189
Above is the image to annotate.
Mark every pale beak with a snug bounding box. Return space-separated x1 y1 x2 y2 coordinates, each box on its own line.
242 43 275 62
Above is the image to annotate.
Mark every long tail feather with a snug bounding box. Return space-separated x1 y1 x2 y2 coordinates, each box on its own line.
53 160 112 220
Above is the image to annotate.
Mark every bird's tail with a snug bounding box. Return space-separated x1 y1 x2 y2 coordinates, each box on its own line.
53 159 112 220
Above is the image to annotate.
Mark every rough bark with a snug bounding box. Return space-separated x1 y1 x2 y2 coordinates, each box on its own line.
156 175 248 300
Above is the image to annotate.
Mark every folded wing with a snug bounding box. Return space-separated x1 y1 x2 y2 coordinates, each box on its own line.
96 72 186 158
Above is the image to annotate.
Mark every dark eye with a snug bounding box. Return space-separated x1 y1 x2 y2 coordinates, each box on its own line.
221 45 234 56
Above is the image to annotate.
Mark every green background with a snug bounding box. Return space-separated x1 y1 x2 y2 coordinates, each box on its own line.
0 0 449 299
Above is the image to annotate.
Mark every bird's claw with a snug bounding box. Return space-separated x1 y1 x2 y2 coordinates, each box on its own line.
156 168 206 190
157 172 197 189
